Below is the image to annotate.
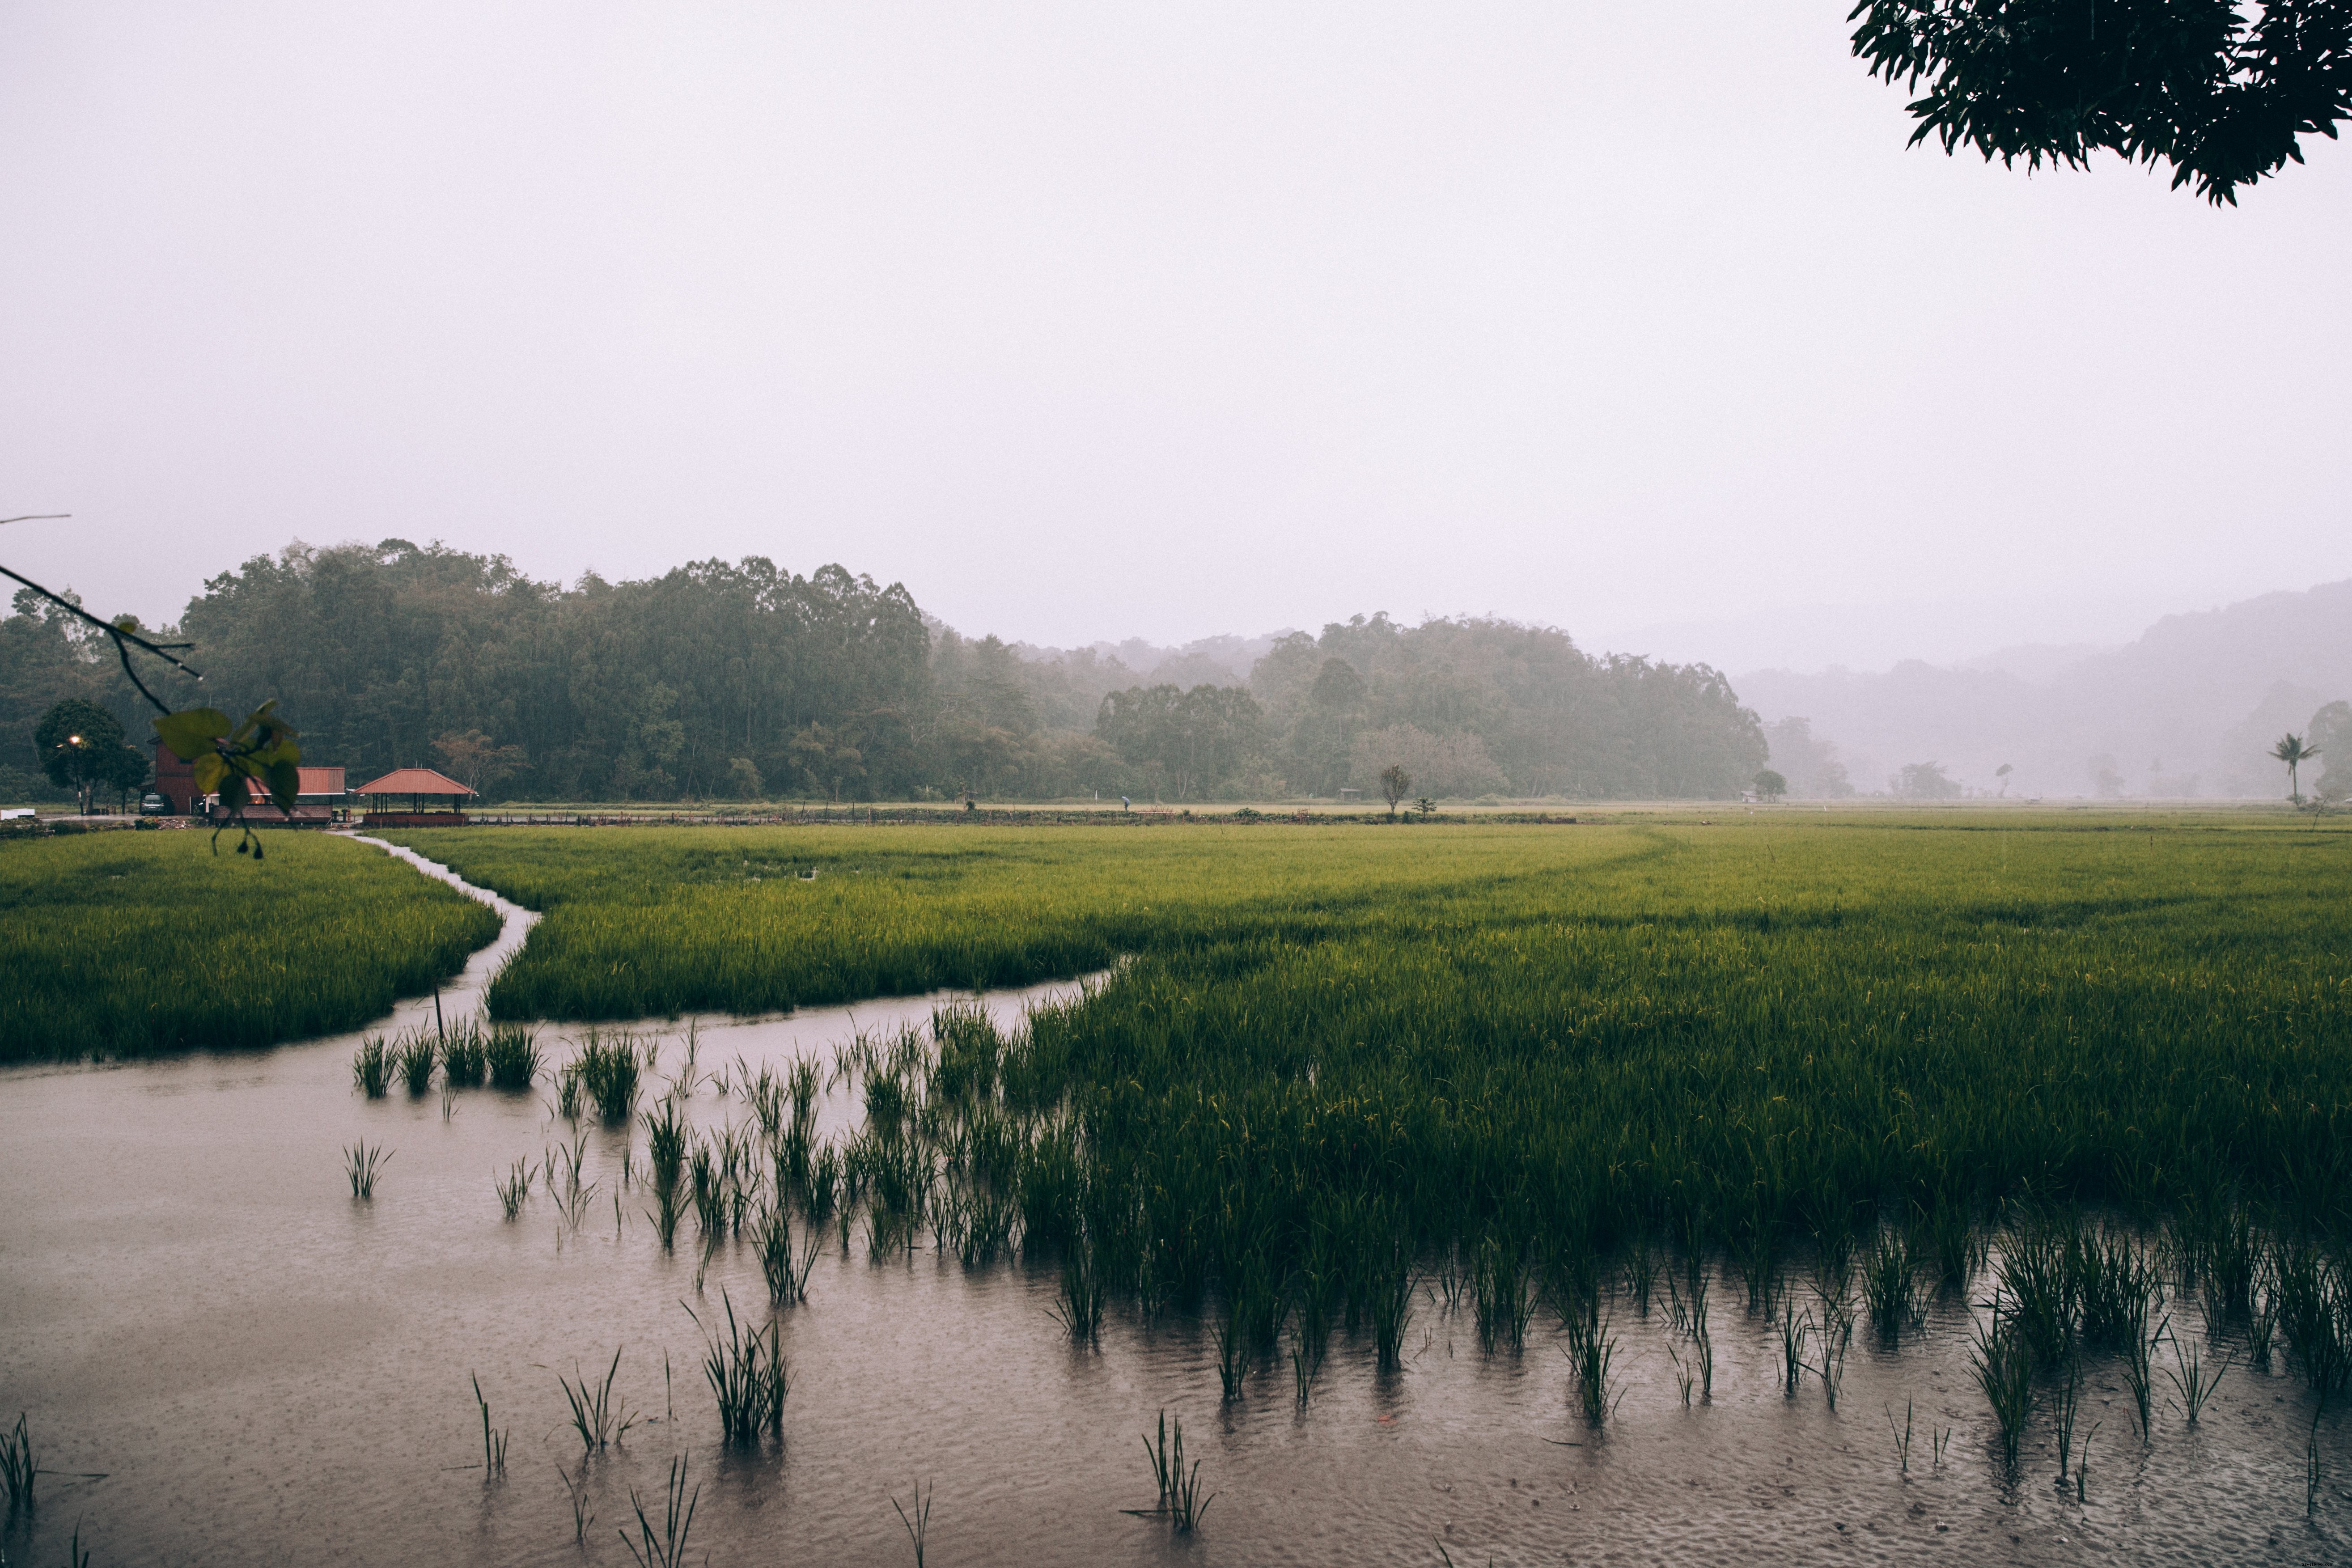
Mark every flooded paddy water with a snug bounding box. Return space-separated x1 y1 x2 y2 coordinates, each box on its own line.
2 841 2346 1566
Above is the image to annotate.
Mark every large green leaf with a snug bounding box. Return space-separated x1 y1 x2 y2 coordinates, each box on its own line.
153 708 232 763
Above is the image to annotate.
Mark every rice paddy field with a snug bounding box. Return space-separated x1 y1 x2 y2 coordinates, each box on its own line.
5 811 2352 1565
0 829 503 1061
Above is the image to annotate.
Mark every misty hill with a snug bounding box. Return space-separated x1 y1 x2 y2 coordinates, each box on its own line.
1738 580 2352 799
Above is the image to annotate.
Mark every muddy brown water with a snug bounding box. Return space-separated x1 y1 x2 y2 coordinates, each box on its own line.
1 841 2346 1566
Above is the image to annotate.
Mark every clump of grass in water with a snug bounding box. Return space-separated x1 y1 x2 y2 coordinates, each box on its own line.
395 1029 436 1096
1561 1290 1622 1427
755 1202 820 1305
486 1023 540 1089
1051 1237 1106 1347
576 1032 643 1123
470 1373 508 1479
1212 1308 1249 1401
440 1021 488 1088
2121 1310 2163 1438
1971 1307 2034 1468
351 1034 390 1098
691 1291 788 1444
1471 1235 1534 1354
619 1451 698 1568
559 1348 636 1454
1136 1410 1214 1533
496 1158 534 1221
2163 1330 2229 1424
892 1479 933 1566
344 1141 391 1199
1861 1228 1920 1342
2 1411 36 1510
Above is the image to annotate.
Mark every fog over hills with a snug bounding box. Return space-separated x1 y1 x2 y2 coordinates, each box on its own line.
1735 580 2352 800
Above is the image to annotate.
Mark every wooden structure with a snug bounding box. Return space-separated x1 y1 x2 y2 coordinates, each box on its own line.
353 767 478 826
153 742 346 822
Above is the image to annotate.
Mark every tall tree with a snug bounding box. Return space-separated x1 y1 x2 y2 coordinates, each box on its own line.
2271 731 2318 802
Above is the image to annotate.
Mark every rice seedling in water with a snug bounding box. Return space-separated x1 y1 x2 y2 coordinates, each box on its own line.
1051 1239 1105 1346
559 1347 636 1454
395 1029 436 1096
496 1159 534 1221
440 1021 488 1087
577 1033 643 1123
554 1062 584 1119
2121 1311 2163 1438
2053 1357 2083 1478
470 1373 508 1479
2309 1402 2327 1517
2273 1236 2352 1393
1886 1399 1914 1474
1860 1229 1919 1342
619 1451 698 1568
1470 1235 1534 1355
755 1202 821 1305
2163 1332 2229 1424
1560 1292 1621 1427
1 1411 35 1510
892 1480 935 1566
1970 1309 2034 1468
1212 1309 1249 1401
1136 1411 1213 1533
485 1022 540 1089
351 1034 390 1098
344 1140 390 1199
1816 1306 1851 1409
1369 1254 1415 1373
691 1291 788 1445
1931 1422 1952 1468
1778 1308 1811 1397
557 1461 594 1543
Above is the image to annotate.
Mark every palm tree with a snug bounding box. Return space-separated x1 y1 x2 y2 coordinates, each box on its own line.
2271 733 2320 804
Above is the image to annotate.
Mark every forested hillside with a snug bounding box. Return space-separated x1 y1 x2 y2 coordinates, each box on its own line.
4 539 1764 803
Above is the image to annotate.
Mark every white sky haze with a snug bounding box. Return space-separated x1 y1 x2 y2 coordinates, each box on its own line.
3 2 2347 672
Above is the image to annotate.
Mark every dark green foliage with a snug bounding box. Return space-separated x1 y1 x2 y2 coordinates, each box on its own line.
439 1023 488 1087
0 832 499 1061
351 1034 390 1098
576 1036 642 1122
485 1024 539 1089
694 1293 787 1445
1 1411 34 1509
395 1030 437 1095
1848 0 2352 206
34 697 145 812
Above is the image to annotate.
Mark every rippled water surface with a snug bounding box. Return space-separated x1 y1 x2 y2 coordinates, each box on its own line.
1 842 2346 1566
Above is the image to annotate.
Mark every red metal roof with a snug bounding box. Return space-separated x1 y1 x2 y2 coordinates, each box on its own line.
353 767 478 797
297 767 346 797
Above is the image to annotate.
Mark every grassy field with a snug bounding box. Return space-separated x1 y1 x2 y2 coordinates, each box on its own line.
381 814 2352 1314
0 830 502 1061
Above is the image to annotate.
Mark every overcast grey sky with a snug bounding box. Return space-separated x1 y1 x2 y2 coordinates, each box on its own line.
4 2 2346 673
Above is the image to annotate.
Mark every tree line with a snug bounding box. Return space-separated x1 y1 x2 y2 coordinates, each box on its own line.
4 539 1767 804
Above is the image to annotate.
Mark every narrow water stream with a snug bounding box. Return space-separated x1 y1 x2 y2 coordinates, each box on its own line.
0 843 2341 1566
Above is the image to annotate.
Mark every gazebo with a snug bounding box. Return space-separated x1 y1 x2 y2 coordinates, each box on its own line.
353 767 478 826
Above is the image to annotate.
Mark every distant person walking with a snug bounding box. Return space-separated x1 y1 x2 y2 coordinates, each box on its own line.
1121 796 1130 813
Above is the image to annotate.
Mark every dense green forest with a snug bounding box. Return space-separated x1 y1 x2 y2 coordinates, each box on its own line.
3 540 1764 803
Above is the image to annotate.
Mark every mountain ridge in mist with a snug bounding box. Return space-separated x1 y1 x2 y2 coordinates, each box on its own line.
1737 579 2352 799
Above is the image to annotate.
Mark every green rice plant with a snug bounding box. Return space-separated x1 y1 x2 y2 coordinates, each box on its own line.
1366 1245 1415 1373
1778 1307 1812 1397
1970 1309 2034 1468
0 831 500 1062
1886 1398 1914 1474
2121 1311 2163 1438
1997 1217 2079 1365
2162 1331 2229 1424
555 1062 584 1119
1137 1411 1212 1533
470 1373 508 1479
395 1029 437 1096
619 1451 698 1568
1860 1229 1920 1342
486 1023 540 1089
1470 1235 1534 1355
440 1021 488 1088
1 1411 35 1510
1560 1293 1621 1426
558 1461 594 1543
892 1479 933 1566
691 1292 788 1445
1926 1198 1983 1290
577 1034 643 1123
558 1347 636 1454
2053 1356 2083 1476
344 1140 390 1198
1816 1303 1851 1409
1212 1309 1248 1401
2309 1402 2326 1517
755 1201 820 1305
495 1158 534 1221
351 1034 390 1098
1050 1238 1105 1346
2273 1237 2352 1393
2077 1229 2159 1349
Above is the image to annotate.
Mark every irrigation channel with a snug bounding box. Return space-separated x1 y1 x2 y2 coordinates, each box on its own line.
1 840 2344 1566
